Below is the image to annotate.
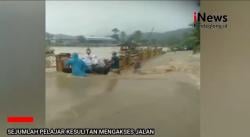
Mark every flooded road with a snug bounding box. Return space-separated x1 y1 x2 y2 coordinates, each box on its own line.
46 51 200 137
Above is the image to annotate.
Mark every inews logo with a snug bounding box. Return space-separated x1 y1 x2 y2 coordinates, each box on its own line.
193 11 228 29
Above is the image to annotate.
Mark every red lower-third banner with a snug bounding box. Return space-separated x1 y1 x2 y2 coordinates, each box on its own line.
7 116 34 123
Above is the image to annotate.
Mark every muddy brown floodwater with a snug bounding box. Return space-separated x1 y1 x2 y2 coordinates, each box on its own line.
46 51 200 137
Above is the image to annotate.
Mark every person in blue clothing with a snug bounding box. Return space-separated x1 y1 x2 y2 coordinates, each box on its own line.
65 53 88 77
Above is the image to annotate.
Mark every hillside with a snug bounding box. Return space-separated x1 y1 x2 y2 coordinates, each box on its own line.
142 28 192 41
46 28 193 47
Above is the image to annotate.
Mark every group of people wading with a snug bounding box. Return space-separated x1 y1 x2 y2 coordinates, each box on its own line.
65 48 120 77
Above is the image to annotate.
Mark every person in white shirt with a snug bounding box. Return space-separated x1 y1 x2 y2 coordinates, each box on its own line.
84 48 97 64
81 48 111 74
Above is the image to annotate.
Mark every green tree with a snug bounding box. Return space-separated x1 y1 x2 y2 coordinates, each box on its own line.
112 28 119 34
132 30 142 43
111 28 120 41
182 24 200 53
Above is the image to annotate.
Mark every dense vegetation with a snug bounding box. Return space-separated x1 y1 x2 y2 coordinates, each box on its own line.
46 25 200 54
113 26 200 53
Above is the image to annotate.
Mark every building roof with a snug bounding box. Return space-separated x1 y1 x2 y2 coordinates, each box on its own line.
86 36 116 41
